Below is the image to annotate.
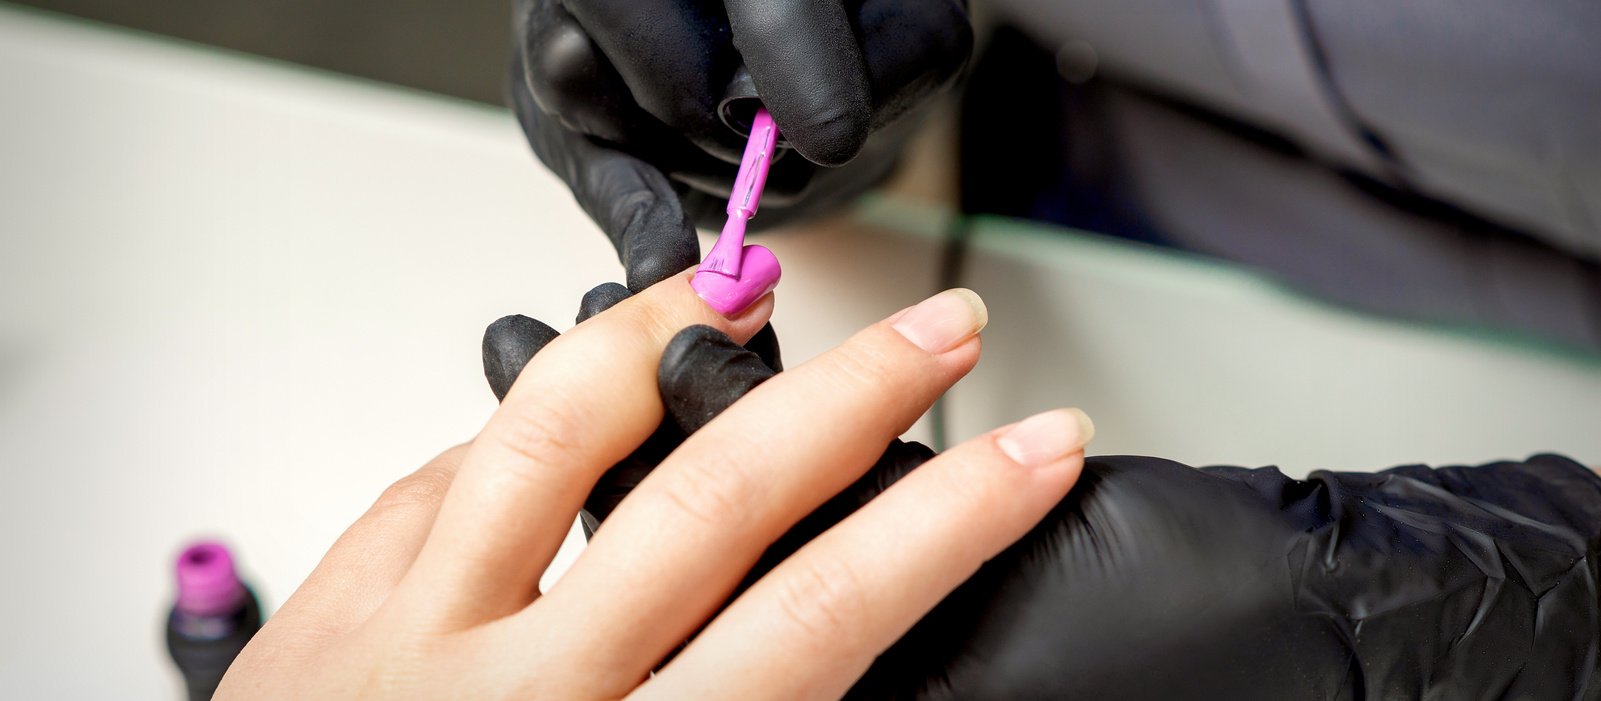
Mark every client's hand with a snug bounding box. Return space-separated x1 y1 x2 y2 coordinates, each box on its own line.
219 278 1092 699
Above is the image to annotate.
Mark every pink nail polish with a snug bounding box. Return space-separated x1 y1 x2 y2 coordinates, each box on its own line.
691 244 781 316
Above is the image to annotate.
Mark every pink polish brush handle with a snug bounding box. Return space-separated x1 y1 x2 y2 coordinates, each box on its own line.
700 108 778 278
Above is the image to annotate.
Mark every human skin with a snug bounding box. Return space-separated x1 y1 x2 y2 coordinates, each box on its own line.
218 277 1092 699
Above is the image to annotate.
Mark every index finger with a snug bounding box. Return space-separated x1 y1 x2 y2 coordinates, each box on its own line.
726 0 872 167
388 274 774 629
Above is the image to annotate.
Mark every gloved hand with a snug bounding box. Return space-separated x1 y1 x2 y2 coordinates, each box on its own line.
487 307 1601 699
509 0 973 290
867 455 1601 699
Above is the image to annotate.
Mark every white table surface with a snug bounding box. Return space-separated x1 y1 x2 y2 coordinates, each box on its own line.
2 5 1598 698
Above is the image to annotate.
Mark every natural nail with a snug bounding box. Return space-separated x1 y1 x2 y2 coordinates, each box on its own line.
891 288 988 354
997 408 1095 467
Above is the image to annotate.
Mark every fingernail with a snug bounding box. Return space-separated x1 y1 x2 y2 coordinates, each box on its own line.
997 408 1095 467
691 244 782 317
891 288 988 354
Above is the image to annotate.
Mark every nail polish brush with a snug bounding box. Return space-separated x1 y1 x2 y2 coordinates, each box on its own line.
690 107 783 315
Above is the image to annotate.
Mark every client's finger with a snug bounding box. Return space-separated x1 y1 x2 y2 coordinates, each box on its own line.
486 284 778 406
483 282 633 404
581 326 782 531
534 289 985 688
390 273 773 628
644 409 1094 700
657 326 935 599
484 286 784 536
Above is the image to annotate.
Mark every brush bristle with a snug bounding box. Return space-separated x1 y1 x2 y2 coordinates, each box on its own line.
701 253 728 273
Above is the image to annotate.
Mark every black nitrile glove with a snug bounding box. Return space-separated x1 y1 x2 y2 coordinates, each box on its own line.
663 330 1601 699
486 315 1601 698
509 0 972 290
862 454 1601 700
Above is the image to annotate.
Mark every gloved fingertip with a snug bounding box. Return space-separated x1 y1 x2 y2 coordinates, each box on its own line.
783 106 872 167
624 237 700 292
744 322 784 372
483 314 560 402
726 0 872 166
659 324 741 384
577 282 633 324
659 324 776 432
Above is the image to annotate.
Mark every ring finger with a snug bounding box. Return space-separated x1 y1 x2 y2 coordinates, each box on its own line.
386 274 772 629
528 289 989 692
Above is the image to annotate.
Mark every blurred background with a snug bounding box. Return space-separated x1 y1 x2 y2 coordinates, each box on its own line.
8 0 511 103
1 1 1597 698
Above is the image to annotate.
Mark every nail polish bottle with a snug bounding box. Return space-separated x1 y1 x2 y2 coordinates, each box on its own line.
165 542 262 701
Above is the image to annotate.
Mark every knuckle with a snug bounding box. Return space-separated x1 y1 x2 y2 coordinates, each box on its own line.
372 465 455 515
486 402 589 473
735 4 824 45
523 6 604 104
736 10 783 38
656 450 763 530
625 248 693 291
927 457 1003 512
609 297 683 344
822 342 898 395
773 555 870 649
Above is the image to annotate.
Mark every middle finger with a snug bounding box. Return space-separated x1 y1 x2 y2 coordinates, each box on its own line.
388 273 773 629
532 289 988 686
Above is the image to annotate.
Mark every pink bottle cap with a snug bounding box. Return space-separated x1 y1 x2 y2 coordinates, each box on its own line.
174 541 246 617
